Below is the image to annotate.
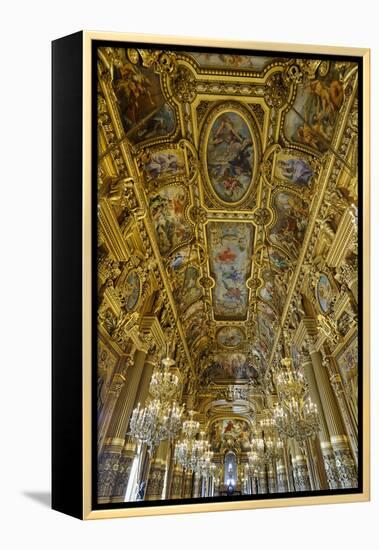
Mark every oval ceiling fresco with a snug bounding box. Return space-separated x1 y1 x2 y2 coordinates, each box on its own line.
205 110 256 204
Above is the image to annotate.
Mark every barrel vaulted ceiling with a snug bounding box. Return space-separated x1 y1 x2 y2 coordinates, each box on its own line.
97 46 358 386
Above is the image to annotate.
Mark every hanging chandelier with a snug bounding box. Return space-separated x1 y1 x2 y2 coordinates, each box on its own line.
275 358 306 401
174 413 211 473
149 356 180 403
258 409 284 462
247 430 265 473
273 357 320 449
129 398 184 454
197 444 215 478
129 356 184 454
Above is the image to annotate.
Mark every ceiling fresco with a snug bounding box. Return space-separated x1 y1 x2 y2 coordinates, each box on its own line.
187 52 279 71
97 46 357 384
206 110 255 204
207 222 253 320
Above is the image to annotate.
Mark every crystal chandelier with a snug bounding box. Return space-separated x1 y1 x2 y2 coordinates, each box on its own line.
258 409 284 462
247 449 265 474
129 356 183 454
174 413 210 473
129 399 183 454
149 356 180 403
275 358 306 401
273 357 320 450
247 431 265 473
197 444 215 478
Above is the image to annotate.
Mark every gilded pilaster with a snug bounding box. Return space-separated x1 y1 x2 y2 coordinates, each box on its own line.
258 469 268 494
145 458 165 501
301 353 338 489
267 465 276 494
170 465 184 499
308 345 357 488
98 348 147 502
183 470 194 498
276 461 289 493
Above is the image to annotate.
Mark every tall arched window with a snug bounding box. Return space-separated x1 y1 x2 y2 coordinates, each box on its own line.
224 451 237 488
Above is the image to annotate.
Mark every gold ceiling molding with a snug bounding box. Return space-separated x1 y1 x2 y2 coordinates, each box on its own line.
96 44 360 386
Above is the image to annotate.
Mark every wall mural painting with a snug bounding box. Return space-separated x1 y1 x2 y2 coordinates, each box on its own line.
108 49 176 144
217 326 245 348
143 149 185 181
169 245 198 272
284 62 346 152
269 192 308 259
255 302 278 358
210 419 251 452
149 186 192 256
259 267 286 314
256 313 275 351
182 299 204 322
274 151 314 188
316 273 334 313
269 248 291 272
188 52 277 71
253 338 270 360
186 314 207 349
208 222 253 320
173 265 202 311
202 352 257 381
206 112 255 203
257 301 278 323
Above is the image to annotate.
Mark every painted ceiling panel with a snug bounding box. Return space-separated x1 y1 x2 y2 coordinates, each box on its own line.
98 45 357 383
207 222 253 320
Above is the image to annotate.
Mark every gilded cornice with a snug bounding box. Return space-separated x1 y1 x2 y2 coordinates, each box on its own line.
326 207 358 268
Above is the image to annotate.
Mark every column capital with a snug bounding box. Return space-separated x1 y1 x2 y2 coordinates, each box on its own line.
293 317 318 350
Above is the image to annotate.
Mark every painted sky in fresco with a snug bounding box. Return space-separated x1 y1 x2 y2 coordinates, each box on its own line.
207 222 253 320
206 112 254 203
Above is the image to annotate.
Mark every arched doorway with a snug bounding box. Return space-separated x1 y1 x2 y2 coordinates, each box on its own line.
224 451 238 494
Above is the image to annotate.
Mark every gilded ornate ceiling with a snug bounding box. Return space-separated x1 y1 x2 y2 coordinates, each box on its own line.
97 46 358 385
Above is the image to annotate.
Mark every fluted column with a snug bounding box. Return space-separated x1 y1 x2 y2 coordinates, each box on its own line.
283 443 295 492
111 438 136 502
133 353 157 409
183 470 193 498
290 440 311 492
145 440 168 501
302 352 340 489
145 458 165 501
258 468 268 494
170 465 184 499
97 354 132 454
267 464 276 493
110 352 156 502
293 441 311 492
309 347 357 488
276 460 289 493
98 348 147 503
329 368 358 464
192 473 201 498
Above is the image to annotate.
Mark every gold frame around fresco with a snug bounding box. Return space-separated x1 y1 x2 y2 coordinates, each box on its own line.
52 31 370 520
